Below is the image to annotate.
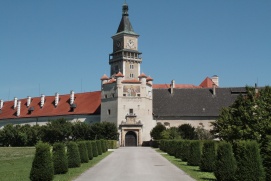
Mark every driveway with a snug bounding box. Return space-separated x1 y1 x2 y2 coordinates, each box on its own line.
74 147 195 181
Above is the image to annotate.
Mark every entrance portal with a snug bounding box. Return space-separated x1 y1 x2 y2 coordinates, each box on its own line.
125 131 137 146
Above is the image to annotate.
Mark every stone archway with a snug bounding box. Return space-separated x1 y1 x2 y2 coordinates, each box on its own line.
125 131 137 146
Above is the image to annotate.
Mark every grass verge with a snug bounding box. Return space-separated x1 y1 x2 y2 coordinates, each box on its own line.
54 151 111 181
0 147 111 181
156 149 216 181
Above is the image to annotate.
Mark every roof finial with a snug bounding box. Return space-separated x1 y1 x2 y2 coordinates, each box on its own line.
122 1 129 16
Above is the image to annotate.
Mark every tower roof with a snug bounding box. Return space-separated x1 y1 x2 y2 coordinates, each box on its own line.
116 3 137 35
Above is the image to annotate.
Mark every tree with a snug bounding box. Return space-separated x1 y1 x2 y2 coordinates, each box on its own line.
161 127 181 140
67 141 81 168
178 124 197 140
211 86 271 179
89 122 119 140
150 124 166 140
200 141 216 172
53 142 68 174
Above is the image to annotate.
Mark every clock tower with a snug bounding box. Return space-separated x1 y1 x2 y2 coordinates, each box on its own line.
101 2 155 147
109 2 142 80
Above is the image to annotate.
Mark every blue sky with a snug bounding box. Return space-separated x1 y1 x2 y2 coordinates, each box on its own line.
0 0 270 100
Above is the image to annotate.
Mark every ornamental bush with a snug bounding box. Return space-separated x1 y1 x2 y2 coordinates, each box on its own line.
100 140 106 153
53 142 68 174
96 140 103 155
234 140 265 181
67 141 81 168
200 141 216 172
214 142 236 181
179 140 190 162
30 142 54 181
78 141 89 163
91 141 98 157
107 140 117 149
187 140 201 166
86 141 93 160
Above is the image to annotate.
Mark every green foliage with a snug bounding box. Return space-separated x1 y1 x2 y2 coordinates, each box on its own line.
150 124 166 140
178 124 197 140
30 142 54 181
200 141 216 172
0 124 40 147
101 140 107 153
40 118 73 144
261 135 271 181
90 122 119 140
96 140 103 155
195 125 214 140
86 141 93 160
161 127 181 140
187 140 201 166
214 142 236 181
107 140 118 149
179 140 190 162
67 141 81 168
77 141 89 163
234 140 265 181
52 142 68 174
91 141 98 157
71 122 91 140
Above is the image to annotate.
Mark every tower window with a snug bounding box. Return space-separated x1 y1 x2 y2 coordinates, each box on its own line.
129 109 133 114
108 109 111 115
130 64 134 69
130 73 134 78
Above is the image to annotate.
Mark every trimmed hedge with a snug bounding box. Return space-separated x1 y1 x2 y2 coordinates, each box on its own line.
100 140 106 153
214 142 236 181
30 142 54 181
187 140 201 166
52 142 68 174
91 141 98 157
78 141 89 163
200 141 216 172
179 140 190 162
234 140 265 181
107 140 118 149
96 140 103 155
67 141 81 168
86 141 93 160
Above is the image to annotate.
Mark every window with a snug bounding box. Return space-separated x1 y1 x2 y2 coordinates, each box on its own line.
130 73 134 78
129 109 133 114
108 109 111 115
130 64 134 69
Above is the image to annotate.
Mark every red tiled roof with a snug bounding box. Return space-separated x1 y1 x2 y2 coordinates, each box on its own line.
104 78 116 84
138 73 147 78
199 77 216 88
153 84 201 89
100 74 109 80
115 72 124 77
147 76 153 81
0 91 101 120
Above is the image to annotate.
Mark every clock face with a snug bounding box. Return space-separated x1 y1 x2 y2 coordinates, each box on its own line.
116 41 121 48
127 39 135 49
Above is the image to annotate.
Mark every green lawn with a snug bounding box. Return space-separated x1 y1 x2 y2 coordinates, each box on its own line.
0 147 111 181
156 149 216 181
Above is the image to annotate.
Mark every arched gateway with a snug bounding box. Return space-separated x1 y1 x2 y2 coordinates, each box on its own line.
125 131 137 146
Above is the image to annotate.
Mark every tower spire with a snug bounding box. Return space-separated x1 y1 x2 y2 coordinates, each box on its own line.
122 1 129 16
116 2 136 34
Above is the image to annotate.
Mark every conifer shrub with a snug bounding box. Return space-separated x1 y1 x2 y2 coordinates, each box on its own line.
91 141 98 157
52 142 68 174
261 135 271 181
187 140 201 166
214 142 236 181
103 139 108 151
100 140 106 153
234 140 265 181
179 140 190 162
107 140 117 149
67 141 81 168
159 140 167 152
86 141 93 160
200 141 216 172
175 140 184 159
78 141 89 163
96 140 103 155
30 142 54 181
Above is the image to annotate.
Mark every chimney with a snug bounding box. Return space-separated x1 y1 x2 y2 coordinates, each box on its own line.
170 80 175 94
55 93 59 107
70 90 75 105
212 83 216 96
40 94 45 108
17 100 21 117
211 75 219 87
27 96 31 107
14 97 18 109
0 99 3 109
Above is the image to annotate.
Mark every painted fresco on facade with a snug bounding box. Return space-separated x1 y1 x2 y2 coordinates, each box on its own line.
123 85 140 97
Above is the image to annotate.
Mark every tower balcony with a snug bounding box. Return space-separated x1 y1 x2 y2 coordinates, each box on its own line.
109 51 142 63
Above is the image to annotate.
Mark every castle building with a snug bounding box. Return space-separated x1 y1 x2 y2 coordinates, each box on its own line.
0 3 246 146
